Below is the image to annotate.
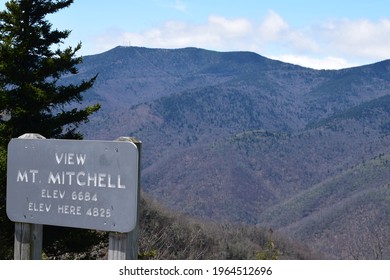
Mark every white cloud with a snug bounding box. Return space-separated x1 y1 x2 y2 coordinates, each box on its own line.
257 12 390 68
94 15 253 52
208 15 252 37
322 18 390 60
270 54 352 70
89 11 390 69
258 10 289 41
258 10 319 53
172 0 187 12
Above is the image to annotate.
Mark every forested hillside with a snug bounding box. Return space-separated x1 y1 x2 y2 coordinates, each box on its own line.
72 47 390 259
41 193 318 260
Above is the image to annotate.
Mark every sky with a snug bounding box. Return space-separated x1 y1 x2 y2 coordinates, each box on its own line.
5 0 390 69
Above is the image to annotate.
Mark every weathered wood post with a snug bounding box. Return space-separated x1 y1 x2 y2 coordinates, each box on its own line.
108 137 141 260
13 133 44 260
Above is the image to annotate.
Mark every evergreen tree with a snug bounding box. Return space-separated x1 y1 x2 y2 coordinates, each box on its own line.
0 0 100 259
0 0 100 145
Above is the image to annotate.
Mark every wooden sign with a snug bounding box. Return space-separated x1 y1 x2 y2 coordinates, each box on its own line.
6 138 139 233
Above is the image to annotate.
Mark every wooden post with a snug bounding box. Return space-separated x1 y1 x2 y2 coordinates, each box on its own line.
13 133 44 260
108 137 141 260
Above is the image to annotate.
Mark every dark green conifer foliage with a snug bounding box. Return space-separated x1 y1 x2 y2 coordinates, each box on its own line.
0 0 100 145
0 0 100 259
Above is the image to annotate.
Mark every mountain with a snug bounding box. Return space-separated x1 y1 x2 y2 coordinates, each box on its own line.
74 46 390 259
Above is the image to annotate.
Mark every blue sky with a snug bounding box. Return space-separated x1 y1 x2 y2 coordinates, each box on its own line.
4 0 390 69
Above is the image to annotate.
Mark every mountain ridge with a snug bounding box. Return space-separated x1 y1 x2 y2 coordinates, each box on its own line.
77 46 390 259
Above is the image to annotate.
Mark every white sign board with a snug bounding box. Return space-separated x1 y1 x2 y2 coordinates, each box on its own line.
6 138 139 233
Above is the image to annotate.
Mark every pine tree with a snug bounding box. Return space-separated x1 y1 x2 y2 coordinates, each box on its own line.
0 0 100 146
0 0 100 259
